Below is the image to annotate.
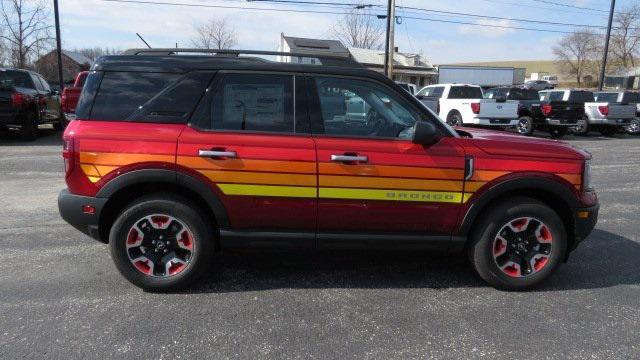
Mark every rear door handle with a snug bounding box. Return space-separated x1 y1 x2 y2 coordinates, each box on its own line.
331 154 368 163
198 150 237 159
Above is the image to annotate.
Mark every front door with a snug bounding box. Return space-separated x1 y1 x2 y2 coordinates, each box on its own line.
309 76 467 237
177 72 317 233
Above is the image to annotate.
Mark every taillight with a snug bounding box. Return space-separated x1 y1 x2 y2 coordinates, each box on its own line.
542 104 553 116
470 102 481 114
598 105 609 116
11 92 25 107
63 137 75 177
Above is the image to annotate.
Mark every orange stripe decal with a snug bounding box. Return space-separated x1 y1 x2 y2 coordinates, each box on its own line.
464 181 486 193
199 170 316 187
319 163 464 180
80 152 174 166
557 173 581 185
178 156 316 174
471 170 509 182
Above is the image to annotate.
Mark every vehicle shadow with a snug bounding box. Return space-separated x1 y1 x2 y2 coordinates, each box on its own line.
0 127 62 146
183 229 639 293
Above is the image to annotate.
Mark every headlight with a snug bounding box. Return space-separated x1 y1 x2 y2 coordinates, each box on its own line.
583 160 593 191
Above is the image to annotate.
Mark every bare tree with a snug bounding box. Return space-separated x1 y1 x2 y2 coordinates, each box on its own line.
553 29 601 86
74 47 121 62
330 6 384 49
191 18 238 50
610 4 640 68
0 0 53 68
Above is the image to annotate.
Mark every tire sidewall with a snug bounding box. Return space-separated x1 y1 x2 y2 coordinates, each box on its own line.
470 199 567 290
109 197 212 291
517 116 534 136
447 111 462 126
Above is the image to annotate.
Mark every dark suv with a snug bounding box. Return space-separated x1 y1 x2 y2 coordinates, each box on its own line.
58 49 598 291
0 68 65 140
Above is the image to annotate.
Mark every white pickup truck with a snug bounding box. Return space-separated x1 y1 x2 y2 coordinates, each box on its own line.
416 84 519 128
575 91 638 136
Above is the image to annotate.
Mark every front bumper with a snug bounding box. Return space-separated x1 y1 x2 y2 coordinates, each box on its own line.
571 203 599 250
58 189 107 242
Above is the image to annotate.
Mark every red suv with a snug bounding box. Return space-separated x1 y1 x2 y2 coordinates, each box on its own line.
58 49 598 291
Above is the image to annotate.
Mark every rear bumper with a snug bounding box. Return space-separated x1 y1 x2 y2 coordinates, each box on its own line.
571 203 599 250
544 118 578 126
471 118 519 126
58 189 107 242
588 118 633 125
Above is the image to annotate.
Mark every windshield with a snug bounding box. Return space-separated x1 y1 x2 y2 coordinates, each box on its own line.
0 70 33 88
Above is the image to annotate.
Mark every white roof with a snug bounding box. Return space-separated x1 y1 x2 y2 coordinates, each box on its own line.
347 47 434 69
62 51 92 65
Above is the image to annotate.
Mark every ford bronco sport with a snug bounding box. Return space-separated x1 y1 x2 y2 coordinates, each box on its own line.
58 49 599 291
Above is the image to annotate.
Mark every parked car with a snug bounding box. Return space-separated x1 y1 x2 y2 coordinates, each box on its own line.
416 84 519 129
58 48 598 291
61 71 89 120
524 80 554 91
575 91 638 136
0 68 65 140
542 75 558 87
536 89 595 138
589 91 640 135
396 81 417 95
484 87 543 136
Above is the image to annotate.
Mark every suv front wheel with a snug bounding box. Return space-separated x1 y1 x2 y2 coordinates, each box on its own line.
468 197 567 290
109 194 214 291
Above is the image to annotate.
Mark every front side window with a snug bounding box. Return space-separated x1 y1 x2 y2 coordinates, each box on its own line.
210 73 294 133
314 77 420 139
38 75 51 92
417 86 444 98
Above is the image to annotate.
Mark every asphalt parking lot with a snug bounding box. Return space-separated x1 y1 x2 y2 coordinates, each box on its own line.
0 128 639 359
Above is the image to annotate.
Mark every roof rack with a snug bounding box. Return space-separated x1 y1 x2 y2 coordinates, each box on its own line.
121 48 361 68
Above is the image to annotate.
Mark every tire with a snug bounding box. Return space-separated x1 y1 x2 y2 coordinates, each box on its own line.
599 126 617 137
446 111 463 127
575 118 589 136
516 116 534 136
20 111 38 141
109 194 215 291
468 197 567 290
627 118 640 135
549 127 568 138
53 113 68 131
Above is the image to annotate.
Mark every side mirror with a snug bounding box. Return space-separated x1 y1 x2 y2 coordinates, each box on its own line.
412 121 440 145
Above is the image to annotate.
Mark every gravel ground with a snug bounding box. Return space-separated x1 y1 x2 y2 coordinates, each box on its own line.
0 128 638 359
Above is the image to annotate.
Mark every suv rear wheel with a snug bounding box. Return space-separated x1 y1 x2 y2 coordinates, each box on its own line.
446 111 462 126
109 194 214 291
516 116 534 136
468 197 567 290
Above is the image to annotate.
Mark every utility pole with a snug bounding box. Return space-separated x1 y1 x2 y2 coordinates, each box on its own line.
598 0 616 91
383 0 396 79
53 0 64 91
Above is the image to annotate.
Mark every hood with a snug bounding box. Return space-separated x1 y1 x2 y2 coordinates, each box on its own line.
456 127 590 160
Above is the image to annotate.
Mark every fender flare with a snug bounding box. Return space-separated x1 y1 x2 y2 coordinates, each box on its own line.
459 176 579 236
96 169 229 228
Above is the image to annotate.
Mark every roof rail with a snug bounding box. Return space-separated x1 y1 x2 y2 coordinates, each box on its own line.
121 48 361 67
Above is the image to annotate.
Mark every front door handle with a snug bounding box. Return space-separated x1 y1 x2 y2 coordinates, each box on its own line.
198 149 237 159
331 154 368 163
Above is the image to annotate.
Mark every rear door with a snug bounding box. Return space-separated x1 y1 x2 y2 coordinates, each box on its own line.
309 76 467 242
177 72 317 234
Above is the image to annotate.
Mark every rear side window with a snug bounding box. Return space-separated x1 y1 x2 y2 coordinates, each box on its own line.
208 73 294 133
569 91 594 103
90 71 181 121
510 88 539 100
542 91 565 101
594 93 619 102
448 86 483 99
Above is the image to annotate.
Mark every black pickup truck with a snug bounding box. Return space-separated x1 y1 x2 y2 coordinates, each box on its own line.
484 87 550 136
535 90 592 138
0 68 65 140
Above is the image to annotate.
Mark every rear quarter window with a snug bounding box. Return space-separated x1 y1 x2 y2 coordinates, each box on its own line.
90 71 181 121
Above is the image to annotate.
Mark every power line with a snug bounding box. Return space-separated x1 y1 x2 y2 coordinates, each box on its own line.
98 0 639 37
529 0 609 13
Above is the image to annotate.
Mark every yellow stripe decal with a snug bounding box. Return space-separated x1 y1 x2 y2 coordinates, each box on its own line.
319 187 464 203
217 184 317 198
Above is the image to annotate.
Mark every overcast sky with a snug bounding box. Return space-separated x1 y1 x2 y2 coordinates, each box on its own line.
58 0 637 64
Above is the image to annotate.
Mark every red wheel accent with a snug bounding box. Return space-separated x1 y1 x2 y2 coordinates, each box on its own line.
125 214 195 278
492 217 553 278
